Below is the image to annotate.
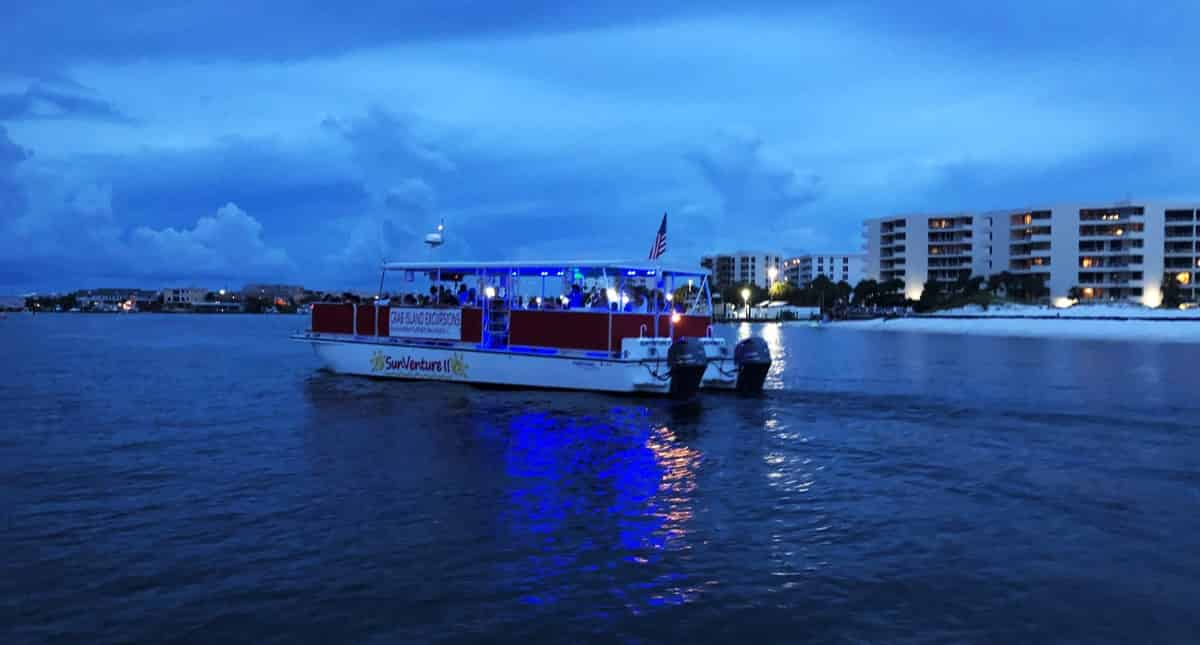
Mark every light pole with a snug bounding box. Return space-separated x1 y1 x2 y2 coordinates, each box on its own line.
741 287 751 321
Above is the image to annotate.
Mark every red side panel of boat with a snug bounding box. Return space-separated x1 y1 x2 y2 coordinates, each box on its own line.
312 303 355 334
312 304 710 350
510 310 609 350
461 308 482 343
312 303 484 343
354 305 377 335
510 310 711 350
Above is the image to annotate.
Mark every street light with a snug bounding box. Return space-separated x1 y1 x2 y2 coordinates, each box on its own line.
768 266 779 283
741 287 751 321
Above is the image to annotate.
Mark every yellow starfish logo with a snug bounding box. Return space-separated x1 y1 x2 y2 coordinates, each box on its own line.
449 353 469 377
369 350 387 372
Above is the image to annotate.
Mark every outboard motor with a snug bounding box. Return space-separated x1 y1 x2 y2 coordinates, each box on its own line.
667 338 708 399
734 337 772 394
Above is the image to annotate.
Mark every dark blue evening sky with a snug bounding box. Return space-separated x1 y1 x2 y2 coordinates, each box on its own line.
1 1 1197 291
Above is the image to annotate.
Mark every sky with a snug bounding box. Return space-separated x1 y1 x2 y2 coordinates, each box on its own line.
1 1 1198 292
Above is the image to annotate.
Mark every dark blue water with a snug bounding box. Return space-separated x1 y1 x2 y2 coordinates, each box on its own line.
3 314 1199 643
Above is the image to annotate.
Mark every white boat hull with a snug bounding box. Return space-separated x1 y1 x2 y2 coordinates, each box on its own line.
297 334 682 394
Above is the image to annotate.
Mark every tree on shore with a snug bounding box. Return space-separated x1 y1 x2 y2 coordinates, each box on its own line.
1161 274 1183 309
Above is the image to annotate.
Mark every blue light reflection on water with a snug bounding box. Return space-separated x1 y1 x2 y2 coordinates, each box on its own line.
496 408 702 611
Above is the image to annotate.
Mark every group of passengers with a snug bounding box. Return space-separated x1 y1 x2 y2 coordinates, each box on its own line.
388 283 687 313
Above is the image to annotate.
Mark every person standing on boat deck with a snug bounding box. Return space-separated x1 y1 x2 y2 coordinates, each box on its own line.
568 284 583 309
457 284 468 306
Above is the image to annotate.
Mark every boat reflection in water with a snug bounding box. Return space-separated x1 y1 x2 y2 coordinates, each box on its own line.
495 407 703 609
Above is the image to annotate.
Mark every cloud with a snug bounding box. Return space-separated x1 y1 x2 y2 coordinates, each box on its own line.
384 178 436 213
687 130 822 238
0 84 133 123
0 2 802 74
129 203 292 280
0 125 31 217
322 107 456 175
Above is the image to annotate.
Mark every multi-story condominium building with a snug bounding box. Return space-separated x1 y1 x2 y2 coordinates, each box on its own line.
865 201 1200 306
700 251 783 289
863 213 1000 300
783 253 865 286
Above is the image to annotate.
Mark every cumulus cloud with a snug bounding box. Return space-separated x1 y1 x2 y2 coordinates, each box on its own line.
384 178 436 213
129 203 291 279
689 130 822 221
322 107 456 176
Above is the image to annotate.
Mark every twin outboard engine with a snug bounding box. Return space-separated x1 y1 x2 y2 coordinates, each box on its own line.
667 338 708 399
734 337 772 394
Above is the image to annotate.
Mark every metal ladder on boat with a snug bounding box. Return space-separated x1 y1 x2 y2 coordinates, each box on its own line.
484 298 510 348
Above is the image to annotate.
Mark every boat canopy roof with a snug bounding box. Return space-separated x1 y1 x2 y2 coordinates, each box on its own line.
382 260 708 278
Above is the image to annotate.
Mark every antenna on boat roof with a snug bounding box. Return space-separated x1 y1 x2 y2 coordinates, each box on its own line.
424 219 445 248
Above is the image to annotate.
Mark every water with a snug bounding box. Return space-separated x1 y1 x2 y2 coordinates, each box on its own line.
3 314 1199 643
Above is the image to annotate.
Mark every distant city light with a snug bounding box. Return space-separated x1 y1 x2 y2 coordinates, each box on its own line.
484 286 496 299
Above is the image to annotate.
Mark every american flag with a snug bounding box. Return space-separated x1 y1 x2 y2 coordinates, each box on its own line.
647 212 667 260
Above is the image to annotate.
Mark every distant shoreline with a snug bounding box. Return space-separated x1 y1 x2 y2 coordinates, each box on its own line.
831 316 1200 343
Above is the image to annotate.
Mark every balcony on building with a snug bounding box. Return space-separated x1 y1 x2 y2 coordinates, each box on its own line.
1165 209 1197 224
1079 206 1145 223
1075 286 1145 301
1165 224 1198 239
1077 270 1145 287
1009 210 1052 228
1078 222 1145 240
1010 241 1051 259
1080 255 1143 270
1010 225 1051 241
1079 239 1145 255
1010 257 1052 272
928 268 973 282
928 216 973 231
